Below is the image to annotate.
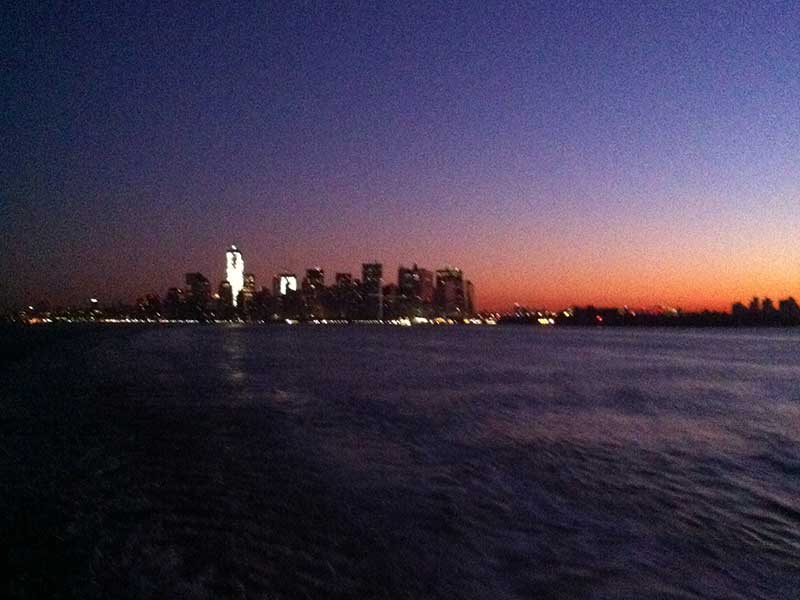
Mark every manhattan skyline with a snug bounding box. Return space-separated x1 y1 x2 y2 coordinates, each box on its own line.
3 2 800 311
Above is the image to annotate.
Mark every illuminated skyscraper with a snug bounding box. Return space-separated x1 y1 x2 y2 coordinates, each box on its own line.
226 245 244 307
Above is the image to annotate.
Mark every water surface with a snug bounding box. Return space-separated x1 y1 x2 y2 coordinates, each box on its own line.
2 325 799 598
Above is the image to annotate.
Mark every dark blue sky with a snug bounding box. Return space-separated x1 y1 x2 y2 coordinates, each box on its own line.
3 1 799 309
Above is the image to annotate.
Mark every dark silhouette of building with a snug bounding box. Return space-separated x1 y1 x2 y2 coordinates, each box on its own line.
732 302 748 322
397 264 434 317
136 293 161 319
762 297 778 321
164 287 184 319
185 273 212 306
466 280 475 314
332 273 360 320
302 268 326 318
435 267 467 317
218 281 233 315
362 263 383 319
779 297 800 324
382 283 399 318
748 297 761 319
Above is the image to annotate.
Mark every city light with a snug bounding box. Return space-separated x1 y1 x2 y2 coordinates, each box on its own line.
226 245 244 307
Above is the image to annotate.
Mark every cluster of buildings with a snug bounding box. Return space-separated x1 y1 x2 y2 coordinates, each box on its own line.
13 247 800 328
138 245 477 322
731 296 800 325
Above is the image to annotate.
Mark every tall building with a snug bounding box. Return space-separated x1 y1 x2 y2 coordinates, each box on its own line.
305 267 325 289
240 272 256 307
398 264 434 316
335 273 353 287
226 245 245 307
164 287 184 318
185 272 211 306
218 281 233 307
465 280 475 314
333 273 360 320
779 297 800 322
435 266 467 317
362 262 383 319
302 268 325 318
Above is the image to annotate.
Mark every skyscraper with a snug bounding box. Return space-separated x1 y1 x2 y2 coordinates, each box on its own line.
240 272 256 308
218 281 233 307
185 272 211 307
333 273 360 320
398 264 434 316
226 245 244 307
362 262 383 320
305 267 325 289
435 266 467 317
302 268 325 318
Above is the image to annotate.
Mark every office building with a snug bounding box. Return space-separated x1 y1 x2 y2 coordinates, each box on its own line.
226 245 244 307
466 280 475 314
362 262 383 319
435 266 467 317
185 272 211 307
398 264 434 316
302 268 326 318
240 272 256 307
218 281 233 307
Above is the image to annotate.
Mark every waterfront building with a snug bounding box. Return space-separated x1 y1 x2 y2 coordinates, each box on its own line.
301 268 326 318
225 245 244 307
332 273 360 320
218 281 233 307
238 272 256 310
466 280 475 314
779 297 800 322
185 272 211 307
397 264 434 317
435 266 467 317
362 263 383 319
335 273 352 287
305 268 325 289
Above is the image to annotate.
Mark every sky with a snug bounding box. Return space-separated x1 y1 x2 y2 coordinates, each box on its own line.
2 1 799 311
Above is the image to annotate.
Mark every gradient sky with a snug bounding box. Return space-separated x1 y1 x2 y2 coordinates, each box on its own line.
3 1 799 311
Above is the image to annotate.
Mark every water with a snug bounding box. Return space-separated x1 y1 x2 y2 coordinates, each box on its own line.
2 325 800 598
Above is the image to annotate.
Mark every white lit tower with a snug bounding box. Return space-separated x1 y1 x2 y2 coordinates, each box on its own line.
226 245 245 307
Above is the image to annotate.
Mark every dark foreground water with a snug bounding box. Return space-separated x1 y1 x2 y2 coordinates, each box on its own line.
2 325 800 599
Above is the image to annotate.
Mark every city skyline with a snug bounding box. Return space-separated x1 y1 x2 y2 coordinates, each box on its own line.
3 3 799 312
7 241 798 320
4 239 800 315
10 245 480 323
